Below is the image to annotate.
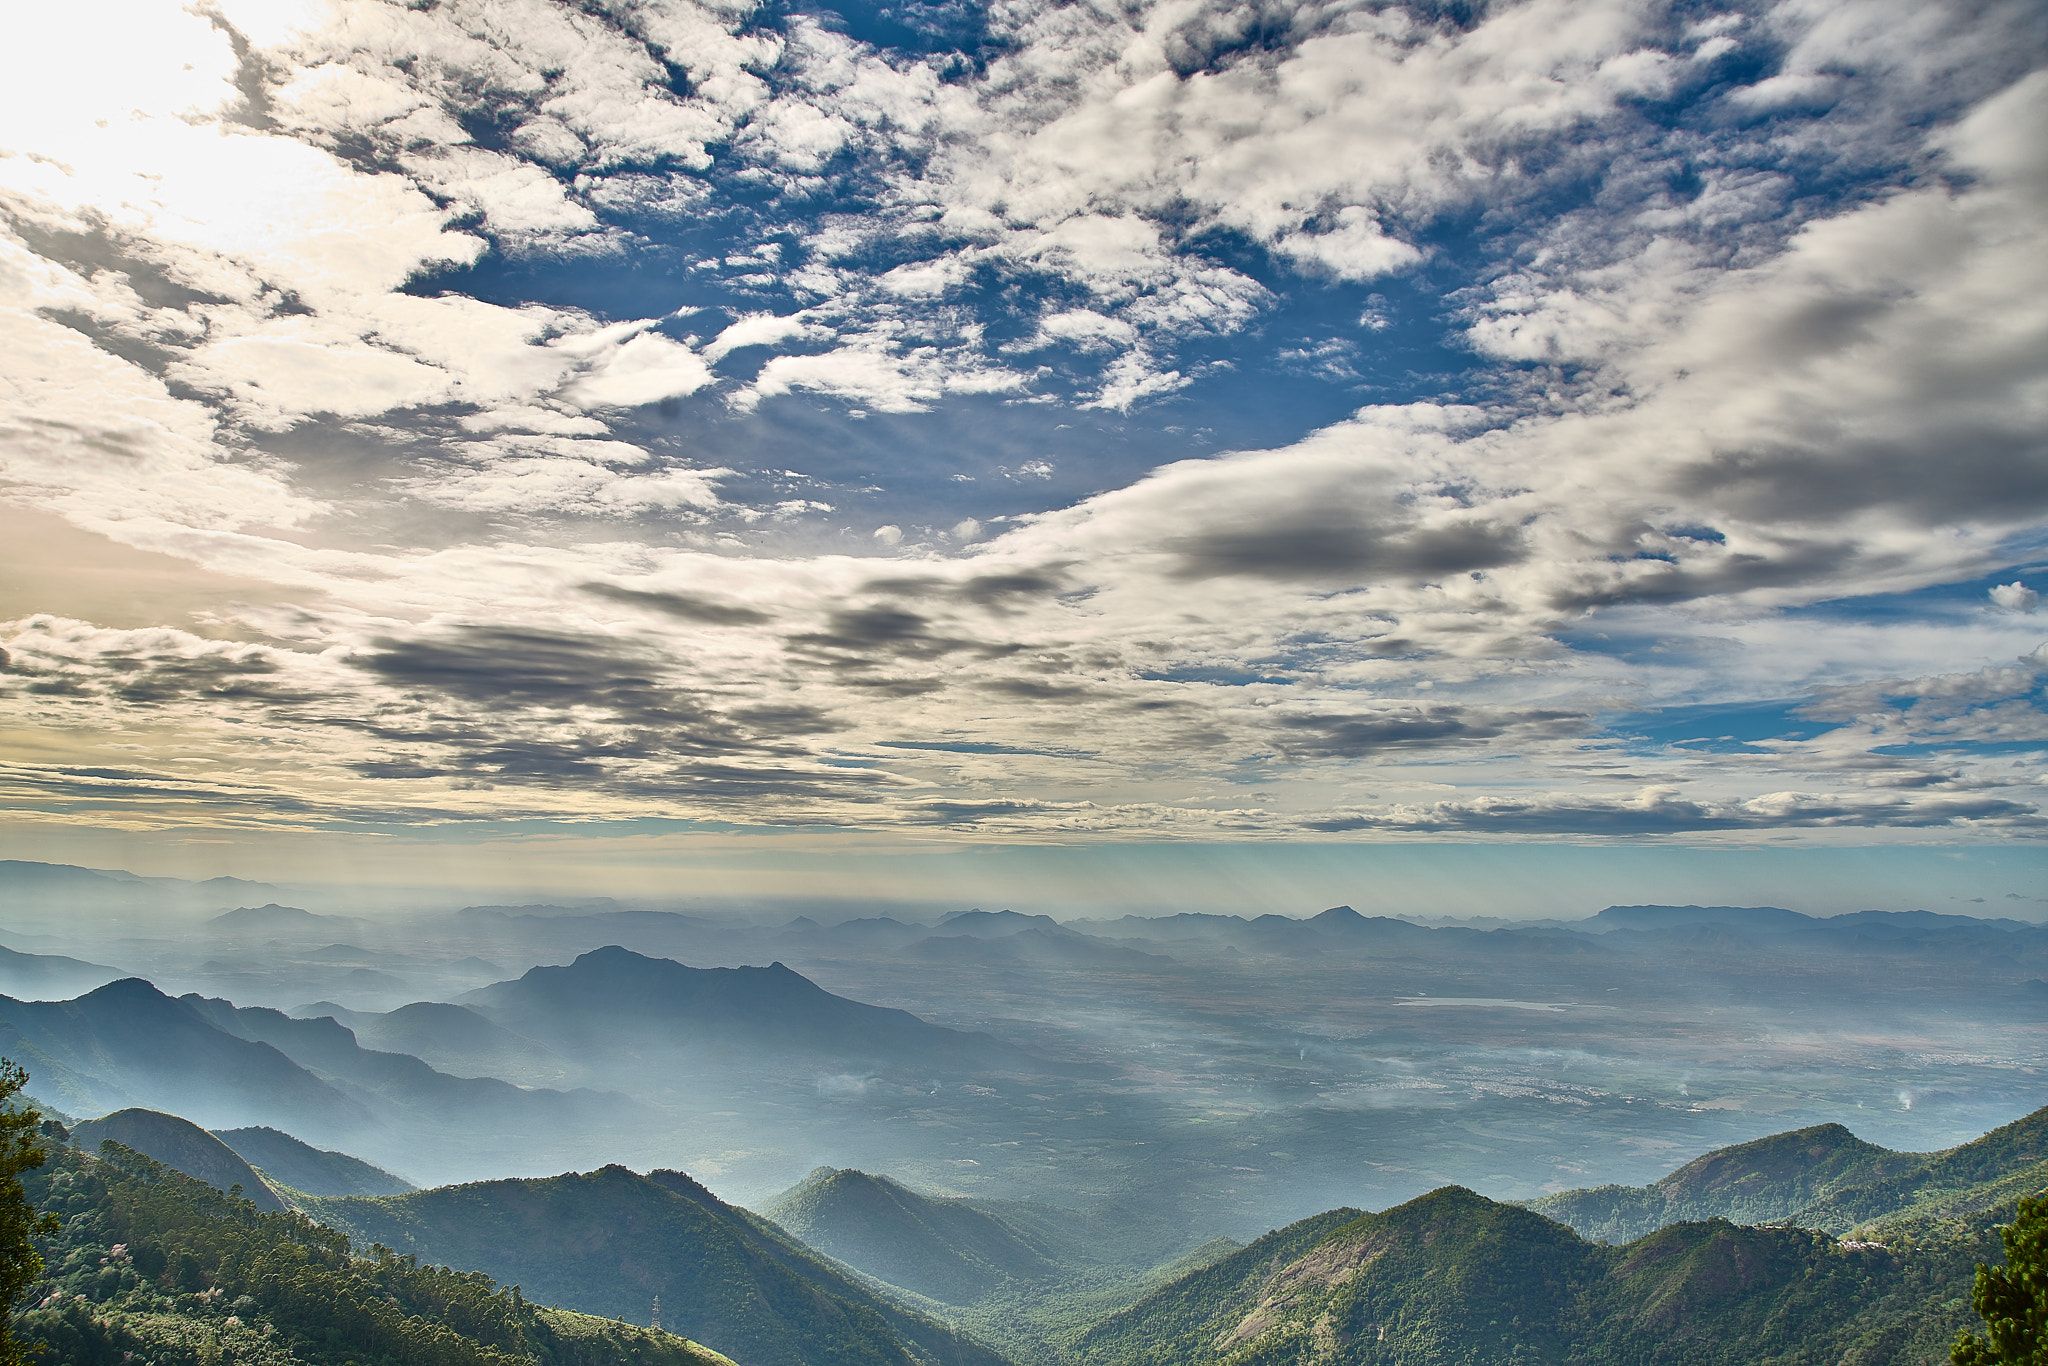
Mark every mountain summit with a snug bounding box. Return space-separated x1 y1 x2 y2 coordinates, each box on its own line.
464 946 1002 1063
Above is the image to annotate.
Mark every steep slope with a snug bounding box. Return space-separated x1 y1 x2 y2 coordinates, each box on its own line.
1529 1121 1922 1242
21 1139 732 1366
463 946 1005 1066
68 1107 287 1212
0 978 372 1137
297 1165 1013 1366
213 1125 416 1196
1077 1187 1985 1366
1793 1102 2048 1233
1528 1104 2048 1245
760 1168 1060 1303
1077 1191 1594 1366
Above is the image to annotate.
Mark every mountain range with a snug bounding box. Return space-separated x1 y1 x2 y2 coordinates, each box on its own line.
460 945 1012 1070
295 1164 1009 1366
35 1081 2046 1366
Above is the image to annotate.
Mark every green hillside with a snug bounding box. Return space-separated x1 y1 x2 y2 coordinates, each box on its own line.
17 1138 732 1366
1794 1104 2048 1233
1074 1187 1999 1366
297 1165 1013 1366
70 1109 288 1212
760 1167 1060 1303
1527 1121 1922 1243
754 1168 1242 1363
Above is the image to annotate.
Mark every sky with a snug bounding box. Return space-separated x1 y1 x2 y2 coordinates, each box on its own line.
1 0 2046 910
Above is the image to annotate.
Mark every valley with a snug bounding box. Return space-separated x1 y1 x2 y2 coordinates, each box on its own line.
1 861 2041 1363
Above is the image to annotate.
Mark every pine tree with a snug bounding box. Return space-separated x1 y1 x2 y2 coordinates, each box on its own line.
1954 1193 2048 1365
0 1059 57 1366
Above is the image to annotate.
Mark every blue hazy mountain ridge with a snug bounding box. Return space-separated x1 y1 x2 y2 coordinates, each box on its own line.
211 1125 417 1197
1588 904 1819 933
178 993 632 1137
0 942 125 1000
319 999 569 1082
68 1107 288 1212
462 945 1012 1064
206 903 373 938
0 978 373 1135
295 1164 1013 1366
0 860 282 929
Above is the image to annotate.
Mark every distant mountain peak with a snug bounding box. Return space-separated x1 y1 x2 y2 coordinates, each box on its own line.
464 946 1000 1064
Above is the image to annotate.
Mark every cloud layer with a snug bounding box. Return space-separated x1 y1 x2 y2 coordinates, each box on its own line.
1 0 2044 844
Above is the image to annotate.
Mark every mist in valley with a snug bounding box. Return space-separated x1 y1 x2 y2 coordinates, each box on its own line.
6 859 2039 1261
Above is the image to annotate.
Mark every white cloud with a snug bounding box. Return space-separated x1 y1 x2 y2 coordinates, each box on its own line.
560 330 716 409
742 346 1023 413
703 312 824 363
1991 582 2041 613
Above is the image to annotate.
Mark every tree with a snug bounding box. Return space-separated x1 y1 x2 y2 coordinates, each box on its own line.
0 1059 57 1366
1954 1193 2048 1365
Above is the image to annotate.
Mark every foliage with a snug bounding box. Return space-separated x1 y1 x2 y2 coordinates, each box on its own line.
0 1061 57 1366
298 1164 1012 1366
11 1139 728 1366
1953 1193 2048 1365
1527 1122 1919 1244
1075 1186 2003 1366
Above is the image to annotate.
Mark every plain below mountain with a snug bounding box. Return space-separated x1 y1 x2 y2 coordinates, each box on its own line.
67 1107 286 1212
298 1163 1013 1366
760 1168 1061 1303
212 1125 416 1196
463 945 1010 1068
906 926 1174 971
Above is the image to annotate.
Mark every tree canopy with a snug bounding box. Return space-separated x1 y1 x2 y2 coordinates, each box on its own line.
1954 1193 2048 1366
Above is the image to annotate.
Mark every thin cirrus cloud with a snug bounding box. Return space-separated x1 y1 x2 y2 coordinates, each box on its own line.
0 0 2043 855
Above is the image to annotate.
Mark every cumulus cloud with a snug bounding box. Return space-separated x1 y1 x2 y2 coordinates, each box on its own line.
1 0 2045 841
1991 582 2041 613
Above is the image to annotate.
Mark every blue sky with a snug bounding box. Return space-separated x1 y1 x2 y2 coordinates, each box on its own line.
0 0 2045 901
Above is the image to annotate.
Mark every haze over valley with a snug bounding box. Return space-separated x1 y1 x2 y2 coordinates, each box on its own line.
3 0 2045 1356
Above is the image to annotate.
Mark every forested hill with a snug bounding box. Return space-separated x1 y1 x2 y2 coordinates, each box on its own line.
1073 1186 1995 1366
297 1164 1012 1366
16 1139 734 1366
1529 1103 2048 1242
